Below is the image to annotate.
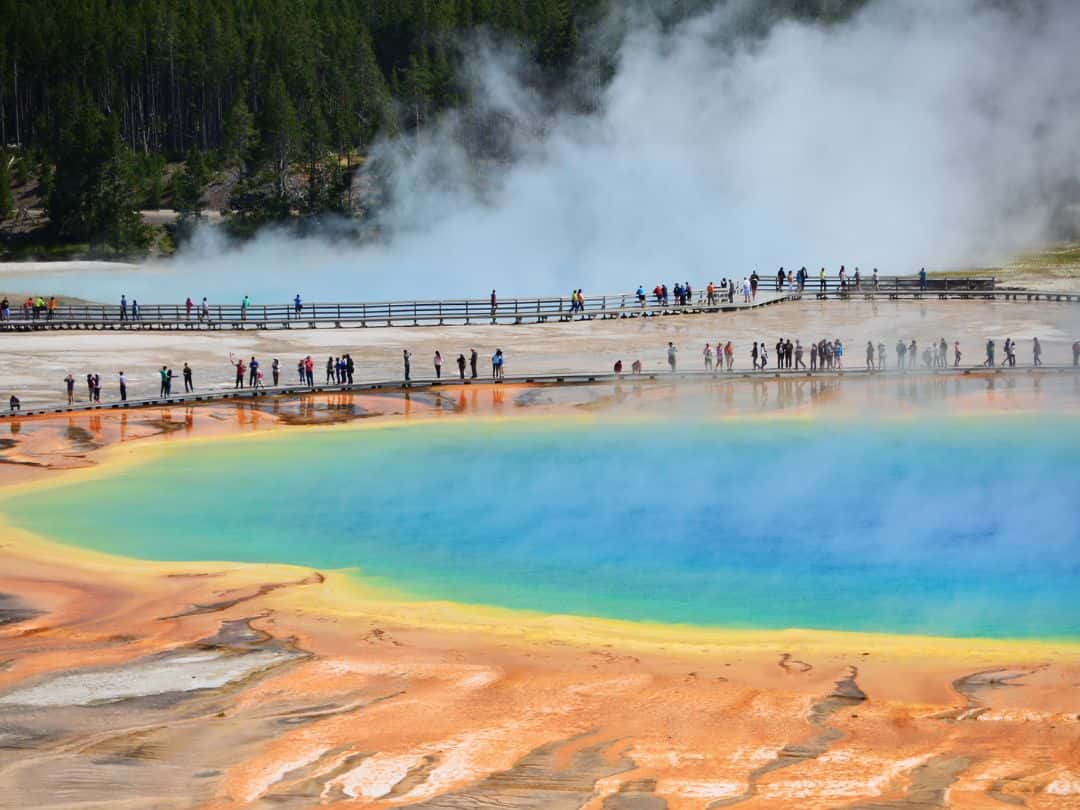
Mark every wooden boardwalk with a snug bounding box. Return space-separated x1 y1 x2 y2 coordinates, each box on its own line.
3 365 1076 421
4 276 1072 334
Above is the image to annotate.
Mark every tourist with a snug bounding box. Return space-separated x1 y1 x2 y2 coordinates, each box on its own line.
742 277 751 304
0 297 8 320
346 354 354 384
896 339 907 369
434 350 443 379
667 342 677 372
637 285 646 306
120 295 128 321
183 363 193 392
750 272 759 300
47 296 56 320
234 357 246 389
877 342 885 369
835 340 844 369
984 339 995 367
819 267 827 294
866 341 875 370
1074 340 1080 367
809 341 817 371
1000 338 1012 367
272 358 280 386
706 282 715 306
469 348 478 379
159 366 169 397
64 373 76 403
1033 337 1042 367
86 373 94 400
724 341 734 371
703 343 713 371
776 267 785 292
631 359 643 374
938 338 948 369
241 295 250 322
795 340 805 370
872 268 879 291
751 341 759 369
326 356 335 383
131 299 140 320
853 268 861 291
200 297 209 321
255 367 264 390
294 294 303 317
457 353 467 380
166 368 173 396
93 373 102 402
759 342 768 370
304 356 314 386
185 297 193 319
403 349 411 381
9 395 19 413
908 340 917 369
116 371 126 402
727 280 735 304
954 341 962 367
614 359 623 374
492 349 504 380
919 267 927 291
297 359 305 384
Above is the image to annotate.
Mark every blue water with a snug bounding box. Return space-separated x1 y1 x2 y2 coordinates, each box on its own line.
4 417 1079 638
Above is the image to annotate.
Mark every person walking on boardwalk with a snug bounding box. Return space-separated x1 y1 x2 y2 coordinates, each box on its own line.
877 342 885 369
255 367 265 390
326 357 335 383
117 371 127 402
795 340 806 370
896 339 906 369
185 297 193 319
200 297 209 322
667 342 678 372
703 343 714 371
434 350 443 379
751 341 759 370
297 359 305 384
919 267 928 291
750 272 759 300
866 341 875 371
984 339 995 367
1033 337 1043 367
183 363 193 392
304 356 314 386
457 353 467 380
490 290 497 317
954 341 962 367
403 349 412 381
724 341 734 371
131 300 140 320
159 366 169 397
120 295 128 321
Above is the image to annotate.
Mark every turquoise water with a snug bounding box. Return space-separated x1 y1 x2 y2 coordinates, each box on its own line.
4 418 1079 638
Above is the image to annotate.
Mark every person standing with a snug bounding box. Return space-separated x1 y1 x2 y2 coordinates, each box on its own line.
93 373 102 403
877 342 885 369
954 341 962 367
919 267 928 291
457 353 467 380
234 357 246 389
667 342 678 372
131 299 140 321
490 289 497 317
492 349 505 380
159 366 169 397
165 368 173 396
200 297 209 322
47 296 56 321
118 372 128 401
403 349 411 381
64 373 76 403
703 343 713 371
759 342 768 370
294 294 303 318
326 356 335 384
297 359 305 383
185 297 193 319
86 373 94 400
809 341 817 371
866 341 875 371
241 295 250 322
120 295 128 321
183 362 193 392
248 357 258 387
985 338 995 367
795 340 806 370
751 341 759 370
434 350 443 379
908 340 917 369
304 356 314 386
272 358 280 386
819 267 827 294
1033 337 1042 367
469 348 478 379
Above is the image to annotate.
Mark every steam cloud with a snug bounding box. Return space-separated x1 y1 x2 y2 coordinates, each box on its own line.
14 0 1080 302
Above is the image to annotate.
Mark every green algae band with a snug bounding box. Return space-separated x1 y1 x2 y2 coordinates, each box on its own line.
5 418 1079 639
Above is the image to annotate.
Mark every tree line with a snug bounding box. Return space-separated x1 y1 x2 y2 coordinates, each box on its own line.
0 0 864 253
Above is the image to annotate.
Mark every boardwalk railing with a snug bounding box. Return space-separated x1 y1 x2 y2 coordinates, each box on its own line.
5 276 1078 333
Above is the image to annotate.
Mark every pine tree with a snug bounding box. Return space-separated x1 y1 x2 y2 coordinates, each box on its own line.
0 152 14 221
259 72 301 200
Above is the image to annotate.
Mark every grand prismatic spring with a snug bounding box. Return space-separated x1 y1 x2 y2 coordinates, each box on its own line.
4 0 1080 805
